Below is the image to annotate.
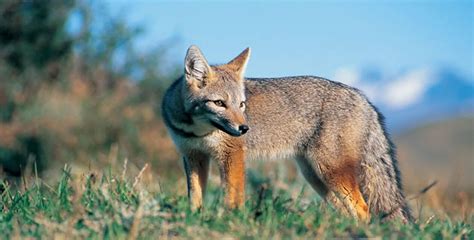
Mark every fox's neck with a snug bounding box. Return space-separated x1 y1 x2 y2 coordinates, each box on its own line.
164 78 213 138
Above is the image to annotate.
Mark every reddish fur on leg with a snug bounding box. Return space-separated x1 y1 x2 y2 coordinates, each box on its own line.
219 147 246 208
326 162 370 222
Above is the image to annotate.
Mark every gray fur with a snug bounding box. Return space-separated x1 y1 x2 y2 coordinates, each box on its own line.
162 46 412 222
243 76 412 221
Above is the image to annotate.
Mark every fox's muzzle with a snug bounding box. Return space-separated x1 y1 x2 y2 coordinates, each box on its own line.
211 120 249 137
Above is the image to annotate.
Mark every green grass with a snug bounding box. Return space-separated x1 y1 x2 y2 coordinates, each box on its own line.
0 166 472 239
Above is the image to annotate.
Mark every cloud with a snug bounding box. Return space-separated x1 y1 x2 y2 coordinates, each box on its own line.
333 67 379 101
333 67 437 109
382 68 434 109
333 67 359 85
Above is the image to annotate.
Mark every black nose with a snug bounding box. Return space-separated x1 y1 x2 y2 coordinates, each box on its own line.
238 125 249 134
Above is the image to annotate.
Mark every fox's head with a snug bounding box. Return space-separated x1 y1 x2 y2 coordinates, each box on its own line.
182 45 250 137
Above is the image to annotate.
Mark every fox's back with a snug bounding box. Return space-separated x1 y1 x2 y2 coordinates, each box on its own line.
243 76 373 160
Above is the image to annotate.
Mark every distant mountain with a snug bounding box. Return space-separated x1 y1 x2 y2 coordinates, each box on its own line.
394 116 474 195
334 67 474 133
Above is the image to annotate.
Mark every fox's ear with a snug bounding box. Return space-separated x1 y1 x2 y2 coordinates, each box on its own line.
185 45 213 88
227 47 251 79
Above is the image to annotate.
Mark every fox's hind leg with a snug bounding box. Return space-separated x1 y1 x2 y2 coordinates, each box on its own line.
303 154 369 221
295 156 329 197
183 151 210 210
296 156 349 215
303 124 370 222
321 162 369 222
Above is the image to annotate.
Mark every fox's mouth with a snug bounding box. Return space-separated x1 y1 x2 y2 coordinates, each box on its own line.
210 120 242 137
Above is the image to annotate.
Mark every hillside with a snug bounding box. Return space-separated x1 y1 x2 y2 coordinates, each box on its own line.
395 116 474 215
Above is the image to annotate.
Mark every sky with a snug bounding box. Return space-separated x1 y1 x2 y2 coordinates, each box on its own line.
102 0 473 81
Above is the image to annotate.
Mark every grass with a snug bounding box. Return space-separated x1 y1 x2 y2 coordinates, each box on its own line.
0 165 472 239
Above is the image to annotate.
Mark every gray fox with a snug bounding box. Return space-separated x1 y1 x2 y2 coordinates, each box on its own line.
162 45 412 222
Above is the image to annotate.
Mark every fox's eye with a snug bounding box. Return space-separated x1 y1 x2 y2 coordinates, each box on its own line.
240 101 246 108
213 100 226 108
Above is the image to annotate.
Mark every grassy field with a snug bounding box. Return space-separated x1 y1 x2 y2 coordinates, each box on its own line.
0 2 472 239
0 165 472 239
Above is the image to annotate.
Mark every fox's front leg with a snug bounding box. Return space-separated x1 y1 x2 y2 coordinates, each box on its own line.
217 147 246 209
183 151 210 210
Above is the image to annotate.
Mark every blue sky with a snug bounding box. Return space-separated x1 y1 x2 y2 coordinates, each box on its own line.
103 0 473 80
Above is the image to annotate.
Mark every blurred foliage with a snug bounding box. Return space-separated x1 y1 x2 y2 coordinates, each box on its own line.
0 0 180 183
0 0 73 74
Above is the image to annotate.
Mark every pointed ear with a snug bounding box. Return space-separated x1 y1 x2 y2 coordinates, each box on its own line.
185 45 213 88
226 47 251 79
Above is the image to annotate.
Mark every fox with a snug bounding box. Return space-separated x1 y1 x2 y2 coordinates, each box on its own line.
162 45 413 222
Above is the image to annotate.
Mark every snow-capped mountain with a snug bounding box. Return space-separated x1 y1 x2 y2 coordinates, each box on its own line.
333 67 474 133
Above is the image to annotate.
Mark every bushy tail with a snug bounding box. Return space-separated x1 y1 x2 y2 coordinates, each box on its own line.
359 107 413 222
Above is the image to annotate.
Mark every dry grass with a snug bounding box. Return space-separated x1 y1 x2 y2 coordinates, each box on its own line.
0 160 471 239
